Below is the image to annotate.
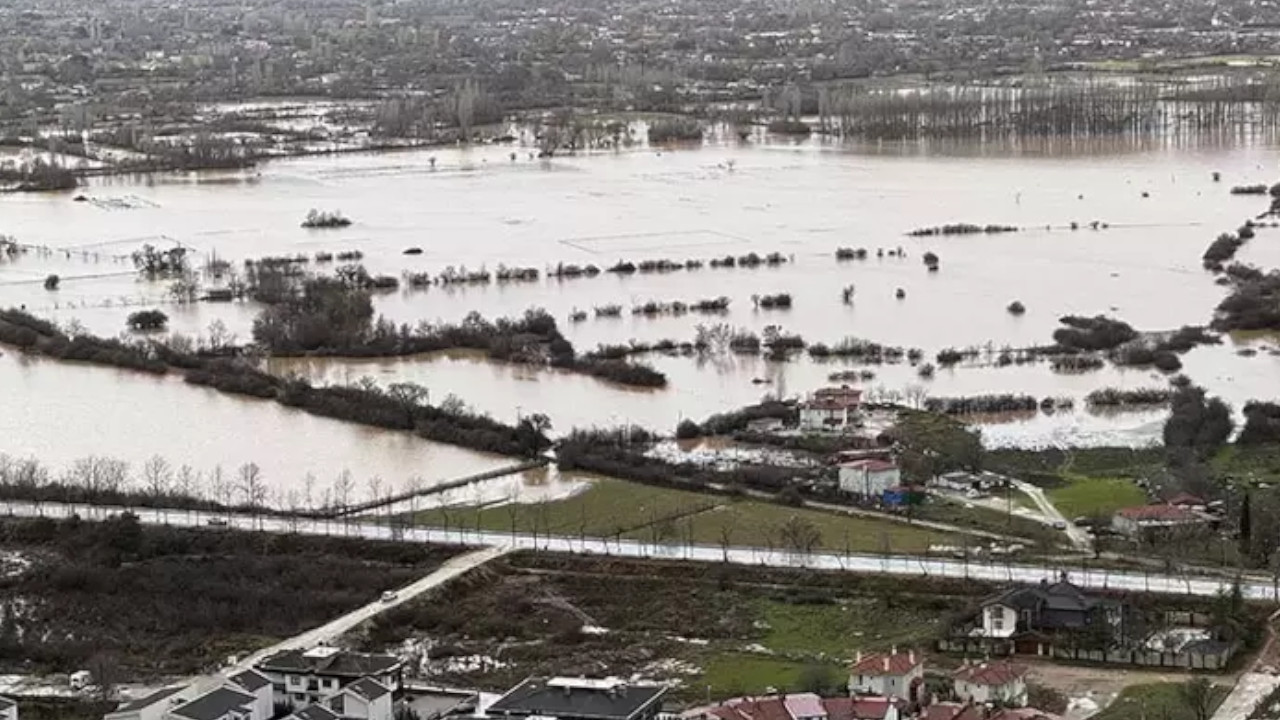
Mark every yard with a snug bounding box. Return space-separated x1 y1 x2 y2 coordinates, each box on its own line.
353 553 981 702
1092 681 1228 720
408 477 963 555
1048 477 1148 519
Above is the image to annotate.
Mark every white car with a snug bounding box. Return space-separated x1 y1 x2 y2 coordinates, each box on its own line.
380 591 398 603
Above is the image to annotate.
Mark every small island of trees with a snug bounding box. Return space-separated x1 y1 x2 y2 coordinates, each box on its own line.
301 209 353 229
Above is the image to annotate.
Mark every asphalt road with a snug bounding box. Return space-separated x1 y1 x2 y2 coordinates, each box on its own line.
3 499 1276 601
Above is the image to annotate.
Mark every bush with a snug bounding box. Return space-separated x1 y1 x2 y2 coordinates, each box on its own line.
1239 402 1280 444
1052 315 1137 351
43 274 59 290
676 419 702 439
647 118 704 143
1203 232 1245 269
126 310 169 331
1007 301 1026 315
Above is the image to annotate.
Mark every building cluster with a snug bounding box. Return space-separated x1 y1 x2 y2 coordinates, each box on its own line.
944 579 1236 670
104 646 404 720
98 641 1066 720
686 649 1050 720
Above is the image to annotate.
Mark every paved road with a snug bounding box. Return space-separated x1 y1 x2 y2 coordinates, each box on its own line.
4 500 1278 600
176 544 510 695
1211 672 1280 720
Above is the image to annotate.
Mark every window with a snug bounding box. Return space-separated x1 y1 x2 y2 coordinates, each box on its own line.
992 614 1005 631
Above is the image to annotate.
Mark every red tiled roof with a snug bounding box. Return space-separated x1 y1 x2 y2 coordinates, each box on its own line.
923 703 985 720
703 697 793 720
952 661 1027 687
1115 504 1201 521
806 388 862 410
699 695 905 720
849 652 921 676
822 697 904 720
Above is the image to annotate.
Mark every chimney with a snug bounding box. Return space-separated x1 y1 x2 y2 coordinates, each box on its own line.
855 651 862 664
908 649 915 665
883 657 890 673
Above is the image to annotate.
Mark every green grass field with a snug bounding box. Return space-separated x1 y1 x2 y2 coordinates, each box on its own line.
408 477 961 554
1092 682 1227 720
755 597 944 657
1049 477 1148 519
697 653 845 697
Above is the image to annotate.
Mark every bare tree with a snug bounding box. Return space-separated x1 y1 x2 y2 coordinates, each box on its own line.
237 463 267 526
387 382 429 425
718 515 738 562
1178 678 1216 720
779 515 823 556
141 455 173 500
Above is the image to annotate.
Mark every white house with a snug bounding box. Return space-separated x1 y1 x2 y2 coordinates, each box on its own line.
104 687 192 720
952 662 1028 707
799 387 862 431
848 650 924 702
324 678 393 720
0 696 16 720
981 601 1018 639
1111 504 1207 538
255 646 403 709
226 670 274 720
838 459 901 499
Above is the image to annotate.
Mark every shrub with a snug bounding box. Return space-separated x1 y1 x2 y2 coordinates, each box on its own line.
43 274 59 290
676 419 702 439
126 310 169 331
1007 301 1026 315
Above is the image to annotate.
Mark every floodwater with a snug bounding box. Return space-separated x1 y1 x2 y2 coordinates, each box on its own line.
4 132 1280 458
0 350 585 506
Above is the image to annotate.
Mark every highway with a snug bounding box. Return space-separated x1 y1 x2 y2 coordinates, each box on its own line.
4 499 1275 601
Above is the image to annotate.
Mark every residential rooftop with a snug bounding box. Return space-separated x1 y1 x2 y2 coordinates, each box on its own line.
488 677 667 720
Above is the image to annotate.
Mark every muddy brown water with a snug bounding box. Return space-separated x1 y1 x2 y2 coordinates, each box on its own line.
3 133 1280 497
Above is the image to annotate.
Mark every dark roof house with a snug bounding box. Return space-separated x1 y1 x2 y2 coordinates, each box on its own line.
256 647 402 680
169 687 256 720
106 685 189 717
488 677 667 720
346 677 392 701
228 670 272 693
983 580 1127 634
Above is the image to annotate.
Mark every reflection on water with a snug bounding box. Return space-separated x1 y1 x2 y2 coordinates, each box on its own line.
4 136 1280 449
268 341 1280 447
0 351 517 504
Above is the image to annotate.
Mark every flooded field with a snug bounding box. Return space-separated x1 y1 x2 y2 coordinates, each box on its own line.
4 132 1280 454
0 350 566 505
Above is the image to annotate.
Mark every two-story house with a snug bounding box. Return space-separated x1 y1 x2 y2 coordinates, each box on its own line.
847 650 924 703
800 387 863 431
952 662 1028 708
324 678 393 720
838 460 902 500
255 647 403 709
978 580 1128 642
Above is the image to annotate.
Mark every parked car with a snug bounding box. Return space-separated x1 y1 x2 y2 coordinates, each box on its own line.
1052 520 1068 530
381 591 398 603
206 517 228 527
